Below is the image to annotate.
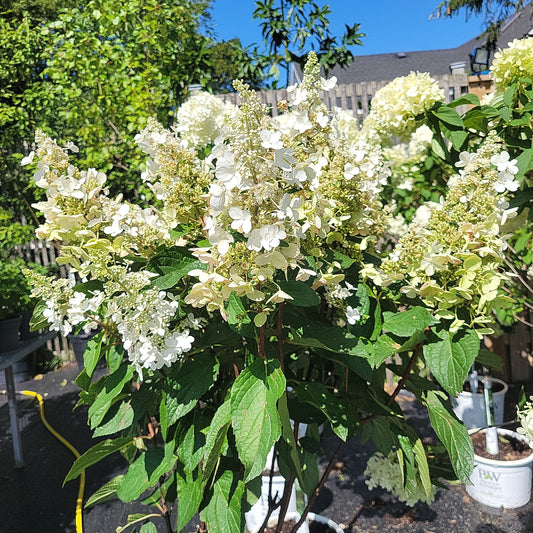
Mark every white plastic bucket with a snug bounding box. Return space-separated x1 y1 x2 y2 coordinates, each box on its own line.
466 428 533 509
245 478 309 533
451 378 508 429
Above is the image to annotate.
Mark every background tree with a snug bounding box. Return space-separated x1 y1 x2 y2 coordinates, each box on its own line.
0 0 265 215
252 0 364 87
432 0 529 48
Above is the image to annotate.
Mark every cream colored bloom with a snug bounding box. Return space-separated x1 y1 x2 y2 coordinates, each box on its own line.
491 38 533 90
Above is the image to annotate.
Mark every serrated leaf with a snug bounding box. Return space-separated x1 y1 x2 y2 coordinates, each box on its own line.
231 359 285 482
397 436 417 495
85 475 123 509
422 390 474 484
65 437 134 483
413 438 432 498
195 320 242 348
147 247 205 290
176 468 204 532
226 292 252 335
200 469 245 533
476 347 503 372
83 333 103 377
367 334 400 368
160 352 219 437
139 523 158 533
383 306 436 337
93 400 134 437
423 327 479 395
277 392 302 481
176 413 207 472
88 364 135 428
434 105 463 127
277 280 319 307
449 94 480 108
117 443 176 502
203 399 231 482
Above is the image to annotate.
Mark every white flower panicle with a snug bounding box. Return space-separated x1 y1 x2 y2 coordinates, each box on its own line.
364 72 444 141
181 52 389 315
364 452 436 506
371 132 518 333
491 37 533 90
517 397 533 448
175 91 236 149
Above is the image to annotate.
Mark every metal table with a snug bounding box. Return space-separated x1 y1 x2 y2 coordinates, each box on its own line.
0 330 57 467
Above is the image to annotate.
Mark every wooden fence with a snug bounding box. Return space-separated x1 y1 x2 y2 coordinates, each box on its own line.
218 73 471 120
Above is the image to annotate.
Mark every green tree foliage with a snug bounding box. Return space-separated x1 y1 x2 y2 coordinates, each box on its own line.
0 0 263 215
252 0 364 87
38 0 216 198
432 0 528 48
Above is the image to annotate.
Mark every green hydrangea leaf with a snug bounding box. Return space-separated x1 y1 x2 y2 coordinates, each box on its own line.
422 390 474 485
231 359 285 482
423 327 479 395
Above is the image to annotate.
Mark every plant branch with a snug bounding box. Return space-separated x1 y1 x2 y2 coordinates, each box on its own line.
277 301 285 372
515 314 533 328
259 323 266 359
290 441 345 533
386 344 422 406
258 448 282 533
275 472 295 533
505 256 533 295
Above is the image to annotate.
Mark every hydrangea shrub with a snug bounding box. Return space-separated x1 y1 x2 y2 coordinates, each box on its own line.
22 44 533 532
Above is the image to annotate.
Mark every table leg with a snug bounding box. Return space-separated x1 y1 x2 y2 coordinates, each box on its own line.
5 366 24 468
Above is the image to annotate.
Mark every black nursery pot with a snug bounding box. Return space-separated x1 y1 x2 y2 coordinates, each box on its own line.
67 329 98 368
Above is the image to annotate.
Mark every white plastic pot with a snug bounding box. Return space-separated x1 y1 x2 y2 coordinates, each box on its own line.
467 428 533 509
248 511 343 533
451 378 508 429
245 477 308 533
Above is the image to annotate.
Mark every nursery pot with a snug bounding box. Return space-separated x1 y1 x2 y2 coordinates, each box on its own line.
19 309 40 340
451 378 508 429
249 512 343 533
0 315 22 352
245 476 309 533
67 329 98 368
466 428 533 509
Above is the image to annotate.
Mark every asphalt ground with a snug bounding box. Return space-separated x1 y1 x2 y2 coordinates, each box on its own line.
1 363 532 533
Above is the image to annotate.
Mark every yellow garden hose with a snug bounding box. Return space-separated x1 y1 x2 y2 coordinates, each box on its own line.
19 390 85 533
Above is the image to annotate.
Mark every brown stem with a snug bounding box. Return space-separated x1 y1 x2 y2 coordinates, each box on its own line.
277 302 285 372
163 511 173 533
359 344 423 427
232 349 240 379
290 441 345 533
515 314 533 328
258 449 282 532
386 346 421 407
505 256 533 295
275 473 296 533
259 324 266 359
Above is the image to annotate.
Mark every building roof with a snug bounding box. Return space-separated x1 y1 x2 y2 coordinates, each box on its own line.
330 5 533 84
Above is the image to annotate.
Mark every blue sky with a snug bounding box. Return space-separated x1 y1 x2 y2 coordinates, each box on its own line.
210 0 486 56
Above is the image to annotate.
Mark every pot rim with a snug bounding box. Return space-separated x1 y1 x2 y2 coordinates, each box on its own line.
459 377 508 397
469 428 533 467
261 512 343 533
307 512 344 533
